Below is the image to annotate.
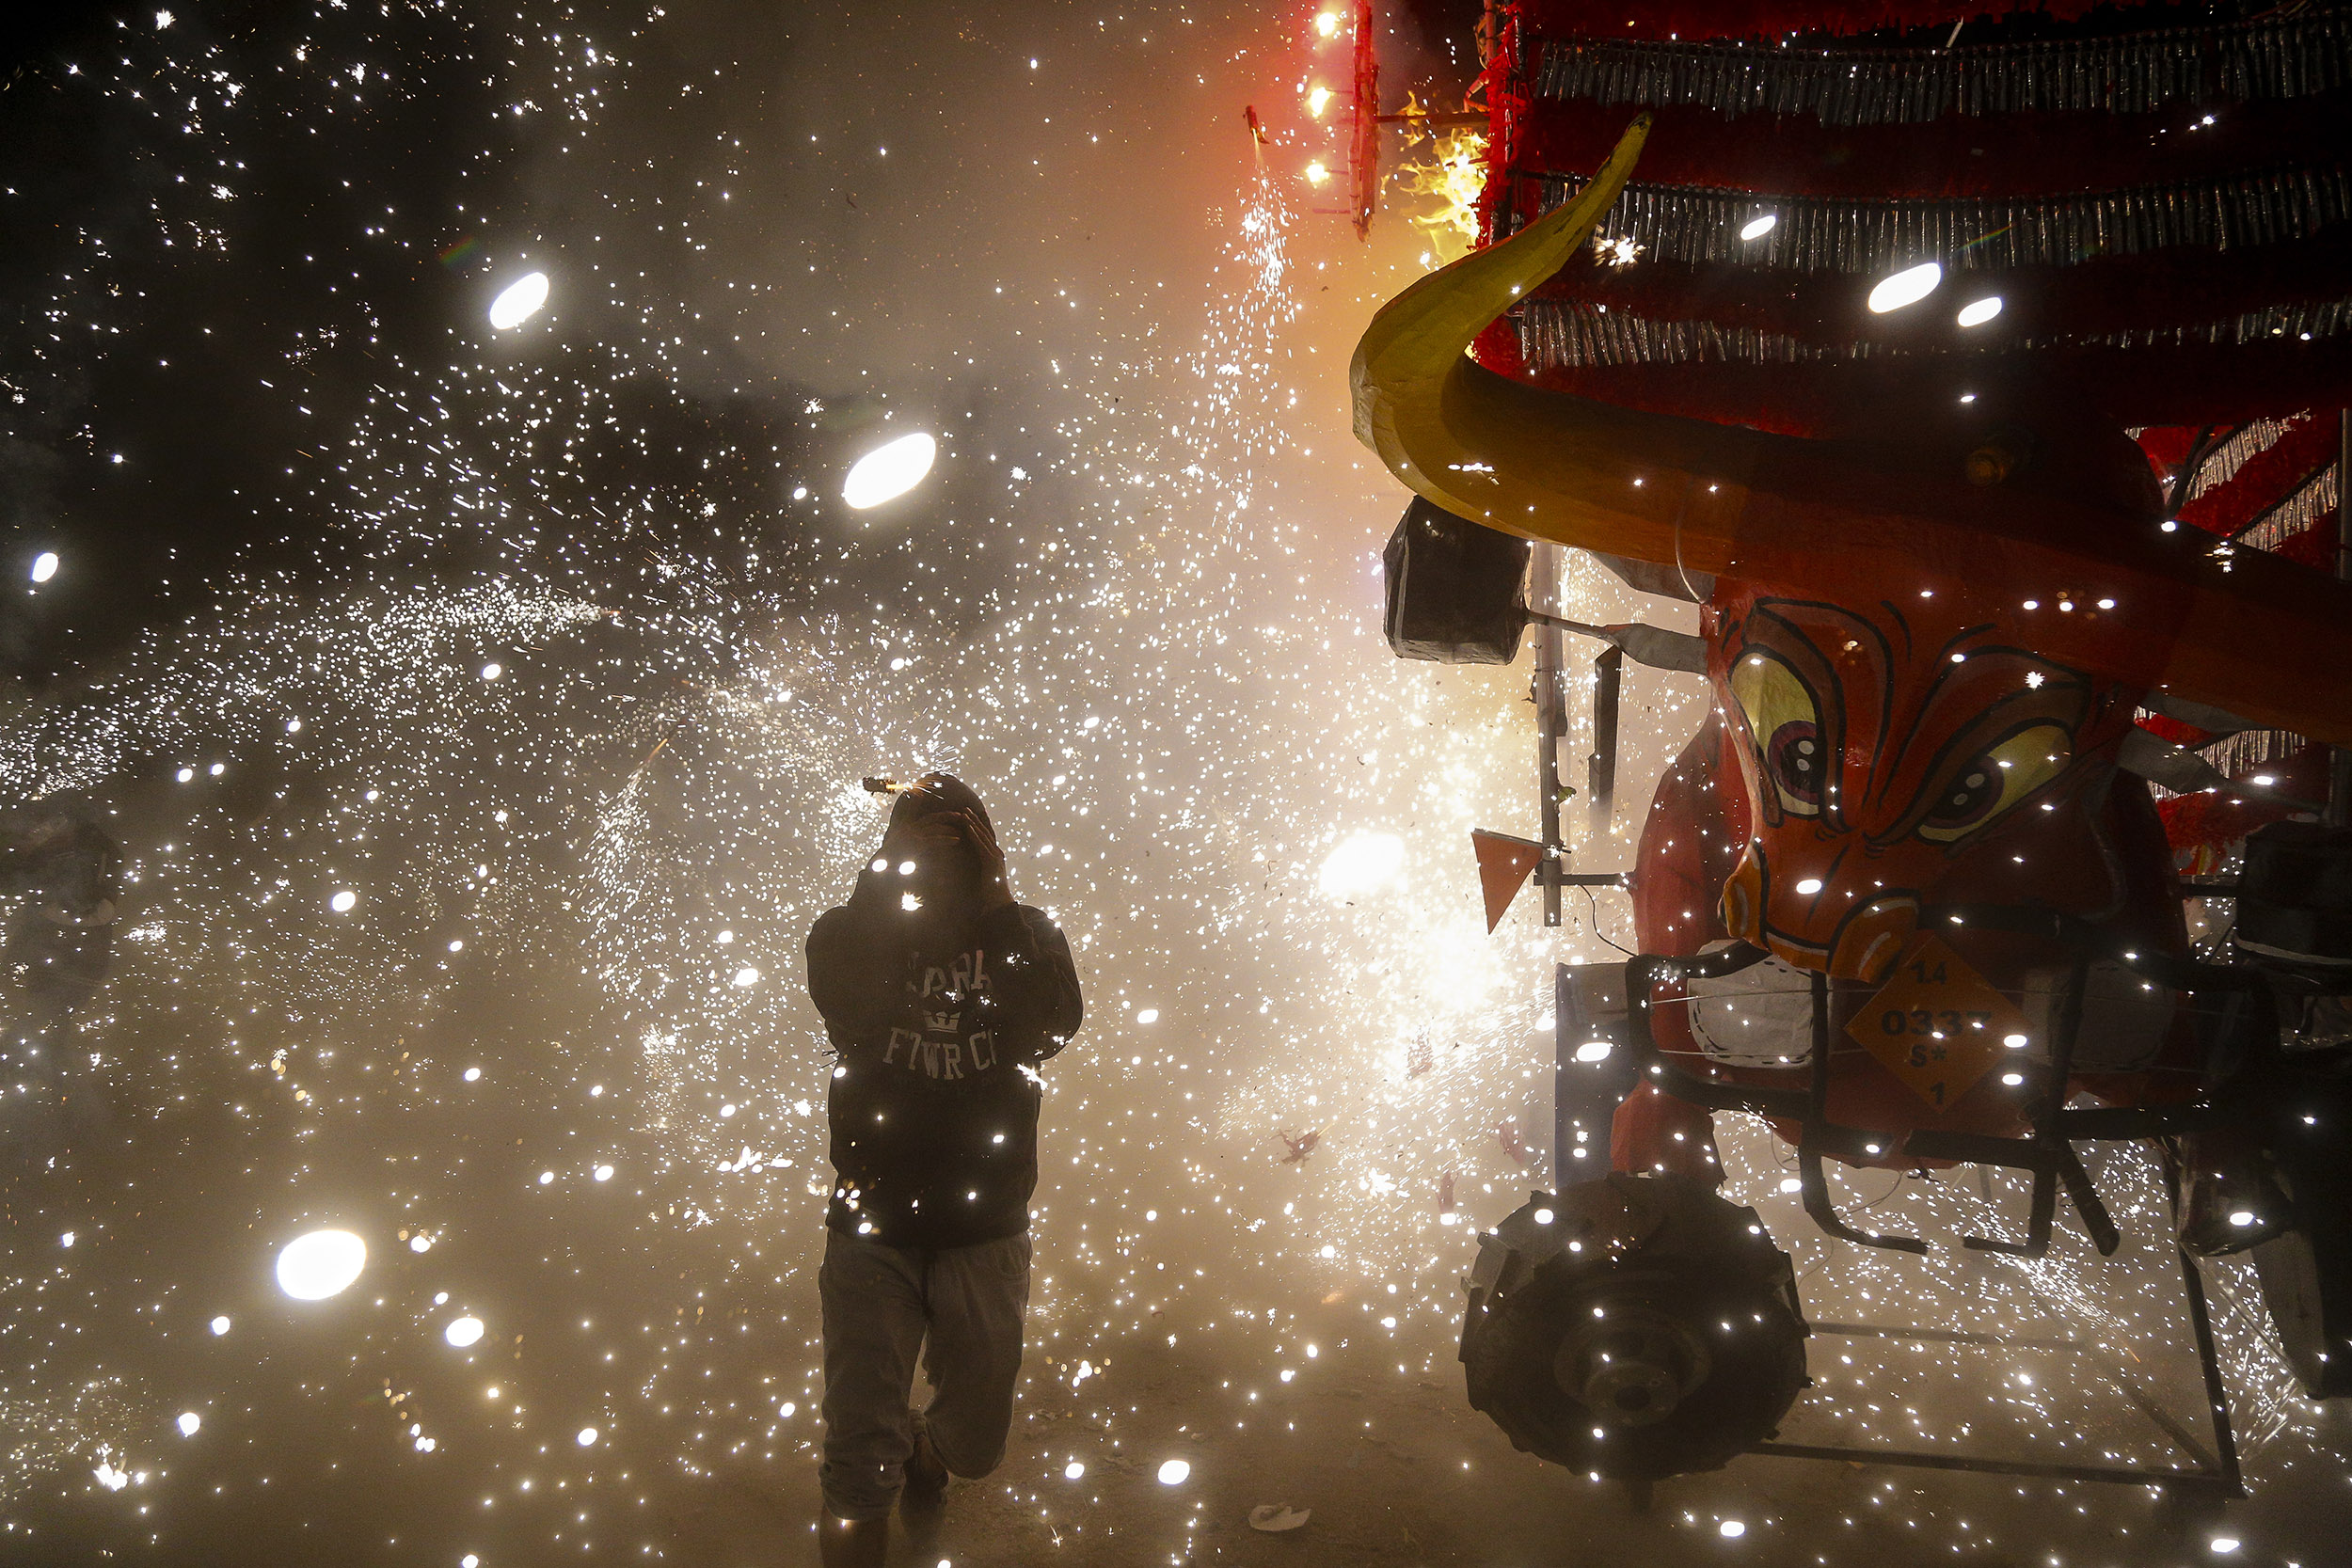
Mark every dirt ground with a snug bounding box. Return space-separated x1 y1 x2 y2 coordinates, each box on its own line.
655 1308 2352 1568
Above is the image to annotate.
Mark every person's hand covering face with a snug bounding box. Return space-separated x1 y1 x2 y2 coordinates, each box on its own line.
881 808 1011 912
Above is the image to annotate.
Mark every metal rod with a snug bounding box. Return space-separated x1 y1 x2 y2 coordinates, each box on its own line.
1963 1163 2052 1257
1553 962 1573 1180
1806 1317 2213 1462
2053 1141 2123 1257
1746 1442 2234 1494
2166 422 2223 517
1588 645 1623 841
1800 971 1930 1253
2331 408 2351 829
1531 542 1565 927
1805 1321 2086 1353
2177 1243 2248 1495
1963 952 2098 1257
1526 608 1618 641
2106 1367 2220 1471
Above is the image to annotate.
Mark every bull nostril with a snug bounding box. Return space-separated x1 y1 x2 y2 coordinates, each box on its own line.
1794 878 1824 895
1831 903 1921 983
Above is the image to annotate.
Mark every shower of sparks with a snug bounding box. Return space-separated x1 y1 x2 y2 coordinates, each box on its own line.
0 1 2339 1564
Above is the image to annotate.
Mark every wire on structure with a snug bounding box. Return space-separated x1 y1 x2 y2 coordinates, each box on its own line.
1582 882 1635 956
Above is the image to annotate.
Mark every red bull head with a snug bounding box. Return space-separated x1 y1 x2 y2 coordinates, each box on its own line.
1709 591 2143 983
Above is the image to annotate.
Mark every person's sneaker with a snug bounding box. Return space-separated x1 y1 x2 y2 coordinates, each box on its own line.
900 1407 949 1520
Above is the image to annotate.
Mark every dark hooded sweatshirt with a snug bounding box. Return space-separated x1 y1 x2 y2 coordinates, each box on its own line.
805 791 1083 1250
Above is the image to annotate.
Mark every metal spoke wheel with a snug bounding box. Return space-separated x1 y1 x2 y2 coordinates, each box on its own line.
1460 1172 1809 1490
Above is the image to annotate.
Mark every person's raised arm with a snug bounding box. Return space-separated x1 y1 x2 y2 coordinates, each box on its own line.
988 907 1083 1061
950 806 1084 1059
804 863 902 1042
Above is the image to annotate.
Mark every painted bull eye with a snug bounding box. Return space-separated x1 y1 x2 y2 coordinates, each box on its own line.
1925 760 2002 832
1768 722 1825 806
1917 723 2073 844
1728 650 1824 819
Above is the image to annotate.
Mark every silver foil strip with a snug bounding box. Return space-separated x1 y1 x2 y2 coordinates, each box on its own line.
1538 164 2352 276
2201 727 2312 778
1534 8 2351 125
1516 296 2352 372
2236 462 2342 554
2188 415 2305 502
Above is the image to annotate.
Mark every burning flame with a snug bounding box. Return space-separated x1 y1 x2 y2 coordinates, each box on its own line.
1389 101 1487 264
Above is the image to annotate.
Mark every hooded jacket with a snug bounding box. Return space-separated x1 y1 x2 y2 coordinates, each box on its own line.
805 777 1083 1249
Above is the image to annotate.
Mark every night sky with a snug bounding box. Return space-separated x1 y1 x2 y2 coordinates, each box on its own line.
0 2 2344 1564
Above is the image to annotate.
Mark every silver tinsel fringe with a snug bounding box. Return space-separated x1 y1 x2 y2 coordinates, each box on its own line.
1532 164 2352 276
2234 460 2340 552
1534 8 2352 126
2200 728 2314 778
2187 414 2305 503
1517 296 2352 371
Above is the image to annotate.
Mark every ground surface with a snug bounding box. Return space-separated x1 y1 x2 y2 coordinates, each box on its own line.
656 1275 2352 1568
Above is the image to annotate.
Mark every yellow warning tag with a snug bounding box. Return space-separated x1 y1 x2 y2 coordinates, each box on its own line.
1848 934 2032 1109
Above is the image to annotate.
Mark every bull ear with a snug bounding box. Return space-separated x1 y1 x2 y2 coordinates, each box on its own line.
1349 114 1767 569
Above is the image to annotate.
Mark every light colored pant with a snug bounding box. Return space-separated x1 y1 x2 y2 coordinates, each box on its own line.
818 1227 1031 1521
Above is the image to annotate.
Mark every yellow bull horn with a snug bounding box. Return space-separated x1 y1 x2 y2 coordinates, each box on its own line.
1349 112 1762 570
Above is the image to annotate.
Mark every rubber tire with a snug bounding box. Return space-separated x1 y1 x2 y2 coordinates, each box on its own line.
1461 1173 1807 1481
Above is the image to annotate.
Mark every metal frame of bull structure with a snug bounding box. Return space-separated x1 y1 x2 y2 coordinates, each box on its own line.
1366 116 2352 1511
1383 477 2273 1507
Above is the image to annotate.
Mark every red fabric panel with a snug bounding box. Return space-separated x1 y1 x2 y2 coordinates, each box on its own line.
1511 97 2347 201
2157 741 2326 858
2159 779 2314 854
1610 1081 1725 1183
1518 0 2106 45
2269 516 2344 573
1470 319 1526 377
2136 712 2216 749
2176 416 2334 537
2137 426 2198 484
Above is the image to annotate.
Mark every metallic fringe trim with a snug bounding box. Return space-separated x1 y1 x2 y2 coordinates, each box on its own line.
2236 461 2340 553
2188 414 2303 502
1533 164 2352 276
1517 297 2352 371
2199 728 2312 778
1534 8 2352 125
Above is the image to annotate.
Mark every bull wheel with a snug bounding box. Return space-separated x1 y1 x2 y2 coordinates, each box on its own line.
1459 1172 1808 1483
